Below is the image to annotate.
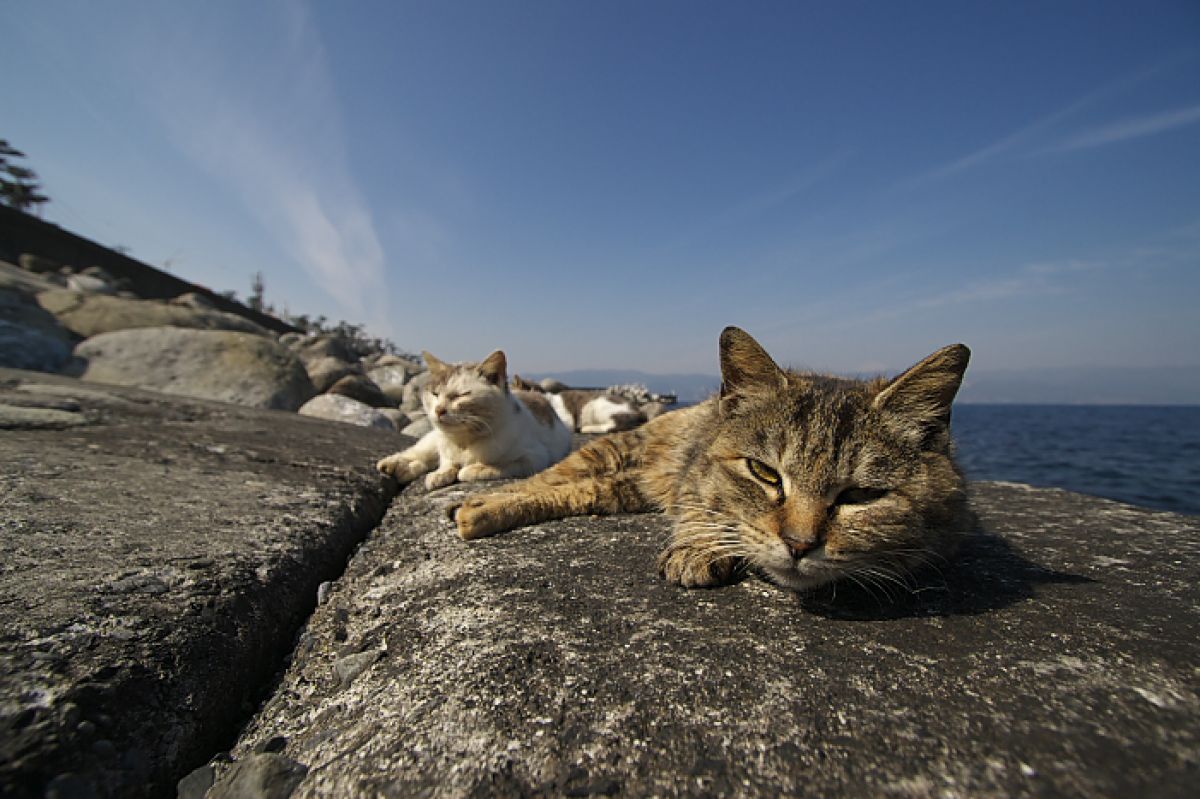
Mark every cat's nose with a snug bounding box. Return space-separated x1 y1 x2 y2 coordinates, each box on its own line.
785 537 819 559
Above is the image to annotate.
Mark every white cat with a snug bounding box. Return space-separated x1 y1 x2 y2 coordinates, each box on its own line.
376 350 572 490
510 376 648 434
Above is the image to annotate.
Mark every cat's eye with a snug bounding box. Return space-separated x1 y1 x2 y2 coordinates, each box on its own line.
745 458 782 486
834 486 889 505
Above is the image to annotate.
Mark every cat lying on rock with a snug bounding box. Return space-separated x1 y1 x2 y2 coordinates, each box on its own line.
451 327 973 594
376 350 572 490
510 375 648 434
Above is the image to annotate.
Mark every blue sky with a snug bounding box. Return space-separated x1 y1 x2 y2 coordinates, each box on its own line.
3 0 1199 387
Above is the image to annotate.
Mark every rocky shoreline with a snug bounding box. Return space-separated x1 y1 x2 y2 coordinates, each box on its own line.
3 252 1199 797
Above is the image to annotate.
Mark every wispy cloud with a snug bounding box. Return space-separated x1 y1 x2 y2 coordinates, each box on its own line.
902 260 1101 312
912 54 1194 183
135 0 389 330
1047 103 1200 153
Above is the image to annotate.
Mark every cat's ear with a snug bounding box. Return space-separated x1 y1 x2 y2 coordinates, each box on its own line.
719 327 784 410
873 344 970 433
423 351 449 379
478 350 507 386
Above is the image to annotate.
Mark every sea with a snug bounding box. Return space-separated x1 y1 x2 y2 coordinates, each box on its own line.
952 404 1200 516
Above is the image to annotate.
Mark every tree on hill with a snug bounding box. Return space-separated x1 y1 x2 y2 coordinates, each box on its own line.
0 139 49 214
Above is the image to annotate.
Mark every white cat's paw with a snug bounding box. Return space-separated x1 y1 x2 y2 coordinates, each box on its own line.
424 467 459 490
377 455 425 484
458 463 503 482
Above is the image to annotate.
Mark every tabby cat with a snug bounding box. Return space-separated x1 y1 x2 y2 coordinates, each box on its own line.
377 350 572 490
453 327 972 593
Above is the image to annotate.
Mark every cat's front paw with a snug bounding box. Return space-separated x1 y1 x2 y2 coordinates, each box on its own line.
657 545 739 588
458 463 504 482
454 493 513 540
377 454 425 484
424 467 459 490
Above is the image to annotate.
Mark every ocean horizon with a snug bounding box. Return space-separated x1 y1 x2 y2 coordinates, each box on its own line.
953 403 1200 516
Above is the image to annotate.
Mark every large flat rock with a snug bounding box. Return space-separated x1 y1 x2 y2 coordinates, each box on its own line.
228 479 1199 797
0 368 405 798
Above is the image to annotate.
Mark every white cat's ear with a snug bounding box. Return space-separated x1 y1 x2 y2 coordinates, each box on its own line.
873 344 970 431
719 327 784 407
423 351 449 378
478 350 507 386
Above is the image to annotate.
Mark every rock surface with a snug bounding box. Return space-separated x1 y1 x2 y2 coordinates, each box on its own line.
326 374 391 408
72 327 317 411
3 367 1197 798
297 394 396 430
37 289 269 338
0 263 76 372
0 368 405 799
227 479 1200 798
367 363 419 405
303 356 360 395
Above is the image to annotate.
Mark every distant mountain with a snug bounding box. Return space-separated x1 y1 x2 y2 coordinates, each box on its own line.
525 370 720 404
528 365 1200 406
957 365 1200 405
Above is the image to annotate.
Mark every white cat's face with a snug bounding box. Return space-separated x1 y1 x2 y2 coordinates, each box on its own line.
420 350 513 443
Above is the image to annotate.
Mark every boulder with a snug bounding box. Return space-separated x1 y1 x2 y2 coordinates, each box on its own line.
304 356 360 394
73 327 317 411
37 289 269 338
377 408 409 431
297 394 395 430
293 335 357 366
327 374 391 408
170 292 215 310
400 370 430 413
0 319 72 374
278 332 306 349
400 412 432 438
66 273 116 294
374 354 422 370
222 480 1200 798
0 287 75 373
0 368 404 798
366 363 416 405
18 253 61 274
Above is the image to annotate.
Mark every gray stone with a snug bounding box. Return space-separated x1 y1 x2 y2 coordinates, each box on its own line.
326 373 391 408
1 258 63 294
231 480 1200 798
400 369 430 412
0 316 73 373
0 402 88 429
297 394 395 430
73 327 317 411
278 332 305 349
208 753 308 799
303 356 359 394
19 252 61 274
176 764 215 799
37 288 268 338
169 292 215 310
66 274 115 295
377 408 409 431
0 270 76 372
366 363 416 404
399 413 432 438
293 334 356 366
0 367 406 798
333 650 382 687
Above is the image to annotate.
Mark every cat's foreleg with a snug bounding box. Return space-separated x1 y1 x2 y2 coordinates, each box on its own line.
453 431 652 539
458 458 533 483
657 514 744 588
377 430 440 484
455 475 650 540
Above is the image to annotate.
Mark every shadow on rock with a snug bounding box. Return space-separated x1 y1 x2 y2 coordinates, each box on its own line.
795 526 1093 621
